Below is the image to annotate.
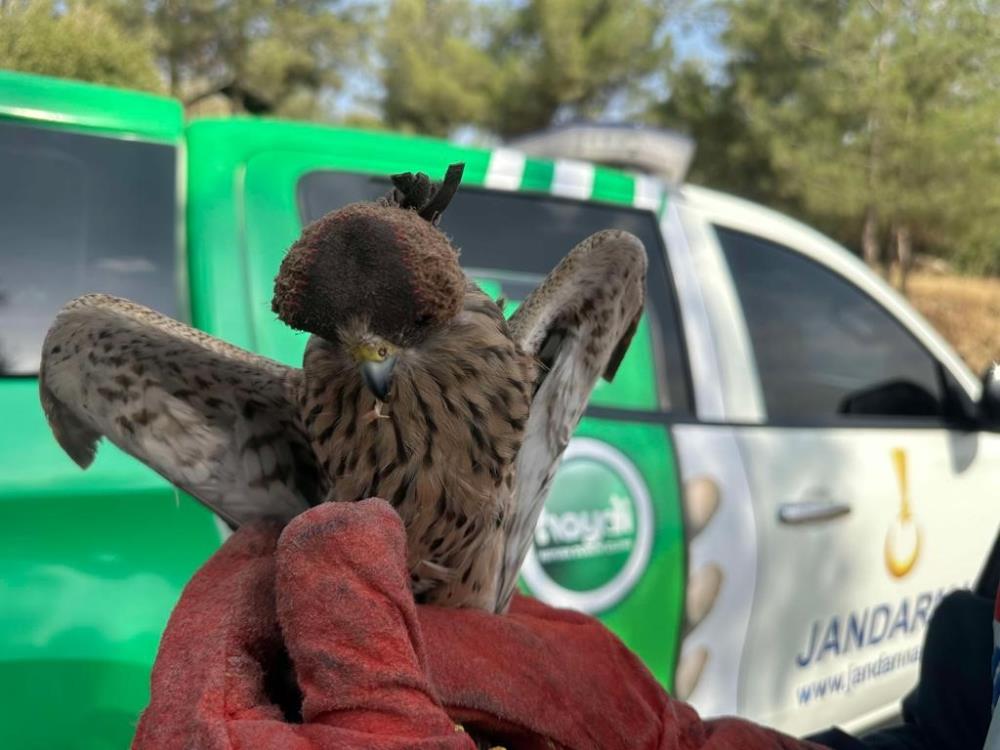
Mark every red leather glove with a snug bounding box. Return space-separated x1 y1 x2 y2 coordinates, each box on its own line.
133 499 820 750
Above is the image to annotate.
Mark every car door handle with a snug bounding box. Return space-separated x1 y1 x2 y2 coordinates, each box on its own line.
778 500 852 525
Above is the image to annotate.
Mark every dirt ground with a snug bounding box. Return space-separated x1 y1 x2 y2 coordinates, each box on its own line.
905 272 1000 375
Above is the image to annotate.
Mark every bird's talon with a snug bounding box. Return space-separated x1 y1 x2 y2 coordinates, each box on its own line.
361 401 391 425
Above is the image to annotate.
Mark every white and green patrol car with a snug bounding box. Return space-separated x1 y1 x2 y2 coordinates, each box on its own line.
2 72 998 748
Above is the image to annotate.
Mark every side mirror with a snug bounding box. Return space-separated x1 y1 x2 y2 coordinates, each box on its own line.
979 364 1000 426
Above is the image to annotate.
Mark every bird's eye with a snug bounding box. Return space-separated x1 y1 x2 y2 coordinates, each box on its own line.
377 346 387 359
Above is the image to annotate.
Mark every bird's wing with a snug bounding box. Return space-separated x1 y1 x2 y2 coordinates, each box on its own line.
496 230 647 611
40 294 323 526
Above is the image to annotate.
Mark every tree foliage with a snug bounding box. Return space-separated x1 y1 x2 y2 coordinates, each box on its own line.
0 0 372 118
102 0 372 119
380 0 497 137
0 0 161 91
379 0 674 138
654 0 1000 280
485 0 673 138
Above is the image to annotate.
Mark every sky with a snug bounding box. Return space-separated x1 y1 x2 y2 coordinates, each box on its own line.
667 4 729 80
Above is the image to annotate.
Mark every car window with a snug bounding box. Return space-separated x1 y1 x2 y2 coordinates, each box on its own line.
297 170 691 415
0 121 178 376
716 226 946 424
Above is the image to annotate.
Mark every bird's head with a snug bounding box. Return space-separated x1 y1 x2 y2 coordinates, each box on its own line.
272 165 467 403
343 329 400 402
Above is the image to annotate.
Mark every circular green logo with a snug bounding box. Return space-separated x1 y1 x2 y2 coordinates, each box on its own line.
522 438 653 613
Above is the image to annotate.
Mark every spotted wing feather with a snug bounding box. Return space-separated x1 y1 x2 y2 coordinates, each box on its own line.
496 230 647 611
40 294 323 526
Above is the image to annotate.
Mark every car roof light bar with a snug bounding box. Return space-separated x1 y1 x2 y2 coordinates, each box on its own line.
509 123 696 186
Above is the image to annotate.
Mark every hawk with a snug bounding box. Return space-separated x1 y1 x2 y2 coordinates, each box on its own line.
39 164 647 613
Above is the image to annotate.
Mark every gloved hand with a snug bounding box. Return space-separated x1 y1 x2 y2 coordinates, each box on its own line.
133 499 820 750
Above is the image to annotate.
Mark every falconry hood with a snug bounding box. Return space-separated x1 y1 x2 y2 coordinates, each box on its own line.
271 164 467 347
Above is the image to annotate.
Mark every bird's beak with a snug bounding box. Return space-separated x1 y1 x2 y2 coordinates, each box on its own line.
360 355 397 402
